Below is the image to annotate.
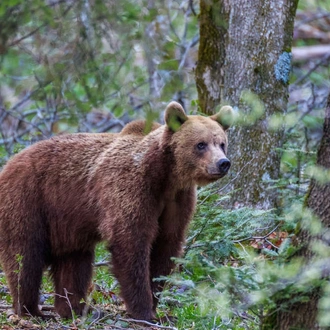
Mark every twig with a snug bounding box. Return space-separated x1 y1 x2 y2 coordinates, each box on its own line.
184 217 210 254
0 304 11 309
232 224 280 244
86 306 104 329
0 127 37 145
292 45 330 61
23 307 45 326
296 11 330 28
238 241 249 257
293 52 330 85
9 90 37 113
1 83 53 139
55 289 76 327
40 304 56 312
95 261 110 267
178 34 199 71
48 0 76 7
119 317 178 330
265 239 279 250
9 24 47 47
189 0 197 16
287 84 317 134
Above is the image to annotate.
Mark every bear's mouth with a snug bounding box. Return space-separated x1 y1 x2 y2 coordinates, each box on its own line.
208 171 227 177
211 173 226 178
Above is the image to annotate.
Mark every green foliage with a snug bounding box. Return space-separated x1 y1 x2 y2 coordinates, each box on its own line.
156 180 330 329
159 188 280 329
0 0 329 328
0 0 198 158
298 0 330 11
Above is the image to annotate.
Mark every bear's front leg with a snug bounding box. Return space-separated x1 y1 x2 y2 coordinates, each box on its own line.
149 233 185 312
150 188 196 312
109 226 158 321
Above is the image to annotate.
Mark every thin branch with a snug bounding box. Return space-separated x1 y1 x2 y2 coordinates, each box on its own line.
166 5 180 42
232 224 280 244
265 239 279 250
119 317 178 330
0 304 11 309
94 261 110 267
9 24 47 47
293 52 330 85
48 0 76 7
189 0 197 16
178 34 199 71
40 305 56 312
8 1 76 49
55 289 76 327
287 84 317 134
292 45 330 61
296 11 330 28
105 325 127 330
9 90 38 113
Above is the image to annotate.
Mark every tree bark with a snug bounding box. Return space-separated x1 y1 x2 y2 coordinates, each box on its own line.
262 93 330 330
195 0 298 209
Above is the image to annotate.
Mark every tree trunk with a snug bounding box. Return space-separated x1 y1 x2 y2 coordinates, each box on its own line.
263 93 330 330
195 0 298 209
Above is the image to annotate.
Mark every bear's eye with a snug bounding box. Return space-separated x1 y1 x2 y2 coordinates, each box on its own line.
220 143 226 152
197 142 207 150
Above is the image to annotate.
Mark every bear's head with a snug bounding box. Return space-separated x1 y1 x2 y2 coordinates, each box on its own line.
165 101 234 187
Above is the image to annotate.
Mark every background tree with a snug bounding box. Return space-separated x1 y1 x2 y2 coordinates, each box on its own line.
261 93 330 330
195 0 299 209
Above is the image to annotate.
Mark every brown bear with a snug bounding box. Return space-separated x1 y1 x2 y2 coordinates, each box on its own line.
0 101 233 321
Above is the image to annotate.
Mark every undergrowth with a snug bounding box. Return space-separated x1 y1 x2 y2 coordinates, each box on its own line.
0 186 290 329
0 168 328 330
0 114 324 329
0 143 322 329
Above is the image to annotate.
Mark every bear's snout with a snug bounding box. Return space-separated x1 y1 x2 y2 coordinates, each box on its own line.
217 158 231 174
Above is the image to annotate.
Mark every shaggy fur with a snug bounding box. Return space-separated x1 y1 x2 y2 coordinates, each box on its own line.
0 102 233 320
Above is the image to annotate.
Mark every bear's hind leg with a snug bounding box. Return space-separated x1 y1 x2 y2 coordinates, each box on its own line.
4 250 45 317
51 250 94 318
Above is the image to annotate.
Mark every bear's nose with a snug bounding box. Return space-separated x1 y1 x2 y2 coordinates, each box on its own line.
217 158 231 174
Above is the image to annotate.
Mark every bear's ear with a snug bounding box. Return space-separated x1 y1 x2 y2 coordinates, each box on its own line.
165 101 188 132
211 105 234 131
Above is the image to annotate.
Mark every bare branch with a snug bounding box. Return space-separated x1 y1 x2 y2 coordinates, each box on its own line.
293 52 330 85
178 34 199 71
292 45 330 61
9 24 46 47
231 224 280 244
119 317 178 330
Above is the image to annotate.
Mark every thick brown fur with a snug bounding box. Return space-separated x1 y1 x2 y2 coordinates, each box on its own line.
0 102 233 320
120 119 161 136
